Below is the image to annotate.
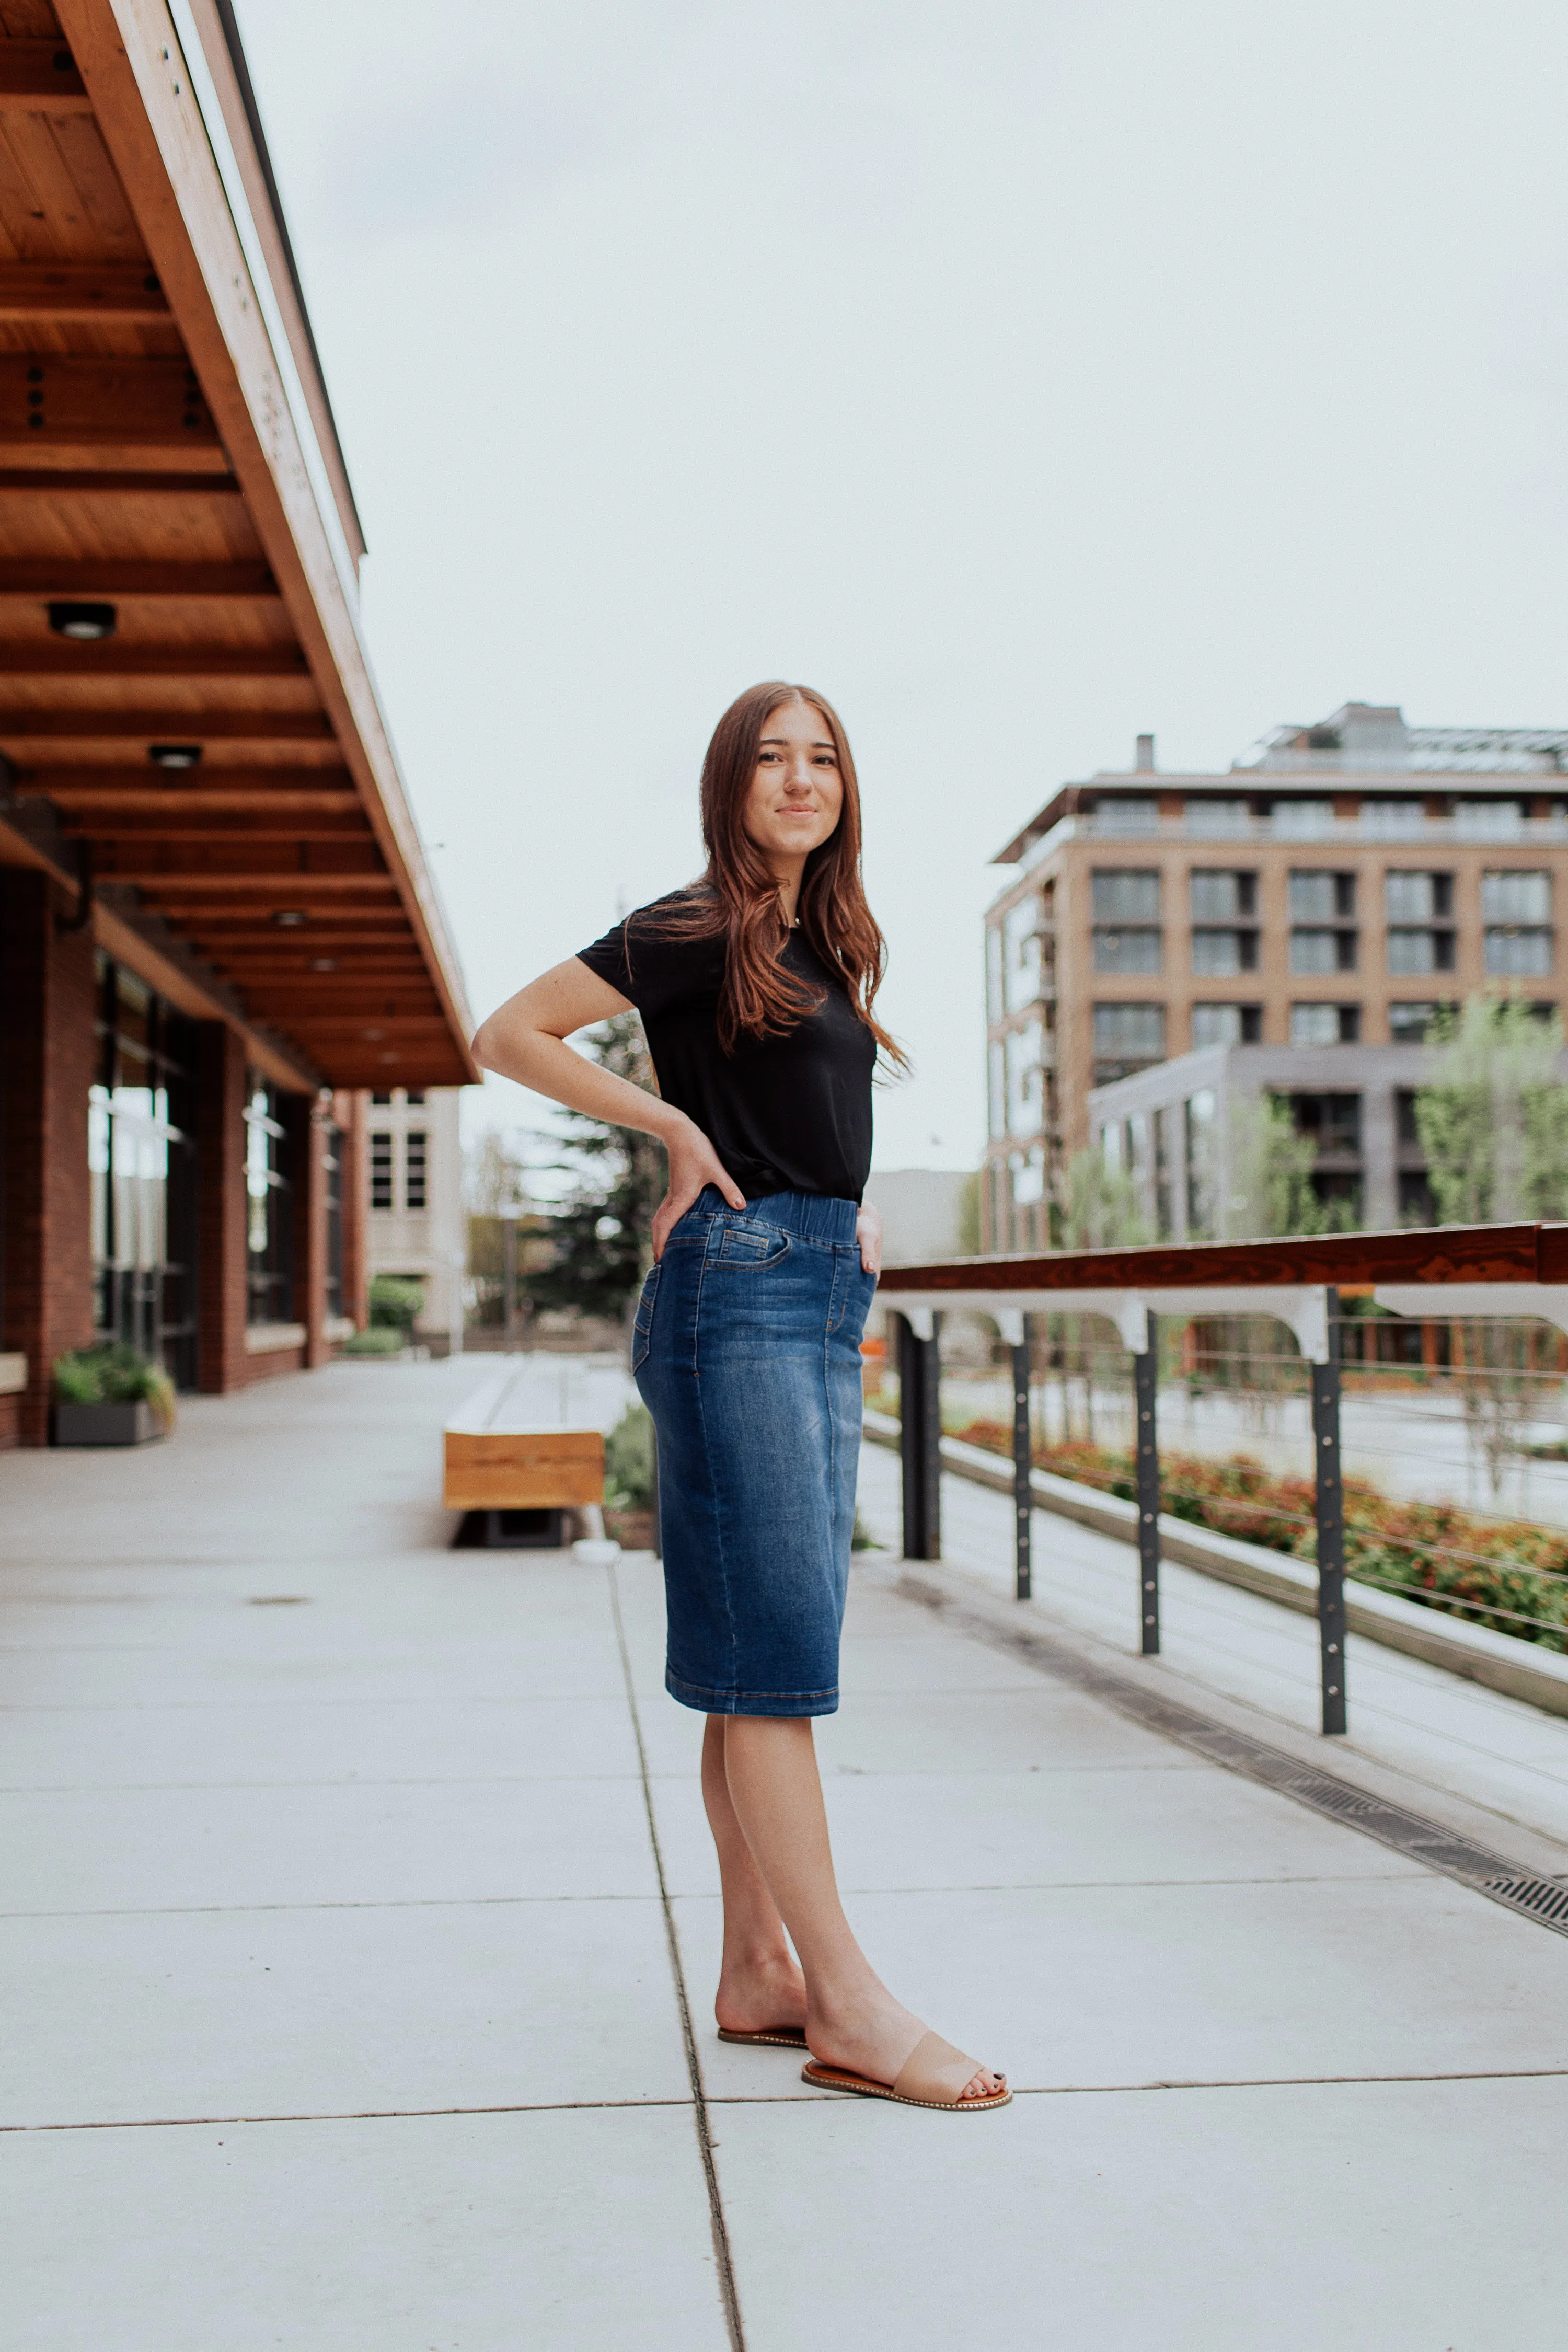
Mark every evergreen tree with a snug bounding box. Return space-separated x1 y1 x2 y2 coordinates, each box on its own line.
524 1012 666 1324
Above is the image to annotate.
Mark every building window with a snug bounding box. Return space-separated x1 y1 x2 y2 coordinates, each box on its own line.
405 1129 428 1211
1191 1004 1261 1047
370 1091 393 1105
985 923 1004 1021
1273 800 1334 837
405 1090 426 1105
1483 869 1552 976
1092 870 1161 974
1385 872 1455 975
1092 797 1158 834
1458 801 1523 838
1291 1003 1360 1046
1388 1001 1443 1043
1005 1023 1045 1136
1284 1091 1363 1223
1002 894 1045 1011
244 1079 294 1325
1185 1089 1217 1238
1092 1002 1166 1083
1185 800 1250 835
370 1129 394 1210
1289 870 1356 972
88 954 198 1385
1363 800 1427 834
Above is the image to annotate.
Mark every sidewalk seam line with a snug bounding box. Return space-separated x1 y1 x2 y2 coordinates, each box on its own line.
609 1561 747 2352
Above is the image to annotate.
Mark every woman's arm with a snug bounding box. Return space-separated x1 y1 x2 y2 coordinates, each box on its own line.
471 959 746 1258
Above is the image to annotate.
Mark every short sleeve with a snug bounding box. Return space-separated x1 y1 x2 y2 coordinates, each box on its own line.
576 919 635 1001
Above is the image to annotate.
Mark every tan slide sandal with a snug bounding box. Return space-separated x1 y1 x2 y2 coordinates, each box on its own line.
801 2030 1011 2112
717 2025 809 2049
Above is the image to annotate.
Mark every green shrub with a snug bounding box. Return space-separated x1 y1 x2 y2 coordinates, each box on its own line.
53 1343 175 1426
605 1403 654 1509
951 1416 1568 1652
368 1275 424 1331
341 1325 405 1357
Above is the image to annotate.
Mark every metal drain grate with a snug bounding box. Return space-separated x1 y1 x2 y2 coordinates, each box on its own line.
898 1569 1568 1942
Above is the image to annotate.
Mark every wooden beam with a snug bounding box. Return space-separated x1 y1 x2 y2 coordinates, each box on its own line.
0 708 331 740
17 764 351 795
60 810 372 841
0 357 220 451
0 645 309 678
0 41 92 110
124 874 399 898
0 469 240 495
31 786 359 812
0 561 275 598
0 264 169 319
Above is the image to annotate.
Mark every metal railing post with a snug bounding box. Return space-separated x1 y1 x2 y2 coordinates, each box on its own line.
896 1311 942 1561
1011 1315 1033 1600
1134 1313 1160 1654
1312 1287 1347 1734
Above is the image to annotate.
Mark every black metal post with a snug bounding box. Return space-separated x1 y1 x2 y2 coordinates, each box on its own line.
1010 1316 1033 1600
1312 1288 1347 1735
1133 1315 1160 1655
896 1311 942 1561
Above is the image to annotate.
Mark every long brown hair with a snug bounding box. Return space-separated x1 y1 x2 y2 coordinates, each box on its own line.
648 681 905 1064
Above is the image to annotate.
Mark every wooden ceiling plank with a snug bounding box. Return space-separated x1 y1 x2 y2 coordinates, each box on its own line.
0 260 165 315
0 352 217 446
29 785 358 809
0 706 329 737
0 643 308 676
0 465 233 492
0 43 93 111
0 557 274 594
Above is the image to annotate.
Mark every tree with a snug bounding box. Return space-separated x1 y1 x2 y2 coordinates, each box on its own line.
1225 1093 1328 1239
524 1012 666 1325
1414 994 1568 1225
1413 994 1568 1498
1059 1147 1149 1249
464 1128 528 1217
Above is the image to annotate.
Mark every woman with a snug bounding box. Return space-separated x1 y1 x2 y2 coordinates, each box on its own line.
473 681 1007 2113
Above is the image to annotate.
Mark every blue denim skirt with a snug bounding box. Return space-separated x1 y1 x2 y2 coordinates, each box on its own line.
632 1187 877 1718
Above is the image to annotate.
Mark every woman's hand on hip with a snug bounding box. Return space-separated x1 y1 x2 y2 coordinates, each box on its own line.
652 1118 746 1260
856 1199 883 1278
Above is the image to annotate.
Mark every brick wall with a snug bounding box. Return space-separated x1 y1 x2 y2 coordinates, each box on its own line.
0 869 98 1444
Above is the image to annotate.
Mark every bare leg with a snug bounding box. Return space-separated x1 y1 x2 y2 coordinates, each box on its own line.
720 1715 1002 2100
701 1715 808 2035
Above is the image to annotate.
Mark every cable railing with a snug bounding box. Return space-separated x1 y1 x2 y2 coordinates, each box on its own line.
877 1221 1568 1736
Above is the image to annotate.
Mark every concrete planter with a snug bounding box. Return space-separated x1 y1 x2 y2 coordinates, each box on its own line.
53 1401 164 1448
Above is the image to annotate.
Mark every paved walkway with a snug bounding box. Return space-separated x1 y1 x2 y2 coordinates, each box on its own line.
3 1359 1566 2347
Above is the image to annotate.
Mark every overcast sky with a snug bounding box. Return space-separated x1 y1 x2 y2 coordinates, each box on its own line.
237 0 1568 1174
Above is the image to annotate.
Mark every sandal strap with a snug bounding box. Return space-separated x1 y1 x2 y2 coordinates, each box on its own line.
892 2031 985 2105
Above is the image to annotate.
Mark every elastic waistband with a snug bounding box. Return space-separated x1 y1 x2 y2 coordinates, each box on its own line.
699 1185 859 1246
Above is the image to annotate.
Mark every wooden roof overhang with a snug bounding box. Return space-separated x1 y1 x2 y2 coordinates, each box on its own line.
0 1 476 1090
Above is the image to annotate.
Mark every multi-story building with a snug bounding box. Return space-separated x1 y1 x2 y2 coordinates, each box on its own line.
983 703 1568 1250
362 1087 465 1353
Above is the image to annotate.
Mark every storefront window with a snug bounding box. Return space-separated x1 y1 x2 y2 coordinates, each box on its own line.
89 954 197 1385
244 1078 295 1324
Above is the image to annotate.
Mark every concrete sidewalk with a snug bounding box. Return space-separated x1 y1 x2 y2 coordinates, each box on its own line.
3 1358 1565 2348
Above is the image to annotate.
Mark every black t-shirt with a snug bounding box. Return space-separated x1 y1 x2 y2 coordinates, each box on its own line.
577 894 875 1203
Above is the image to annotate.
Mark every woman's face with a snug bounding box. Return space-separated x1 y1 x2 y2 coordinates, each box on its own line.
742 698 844 868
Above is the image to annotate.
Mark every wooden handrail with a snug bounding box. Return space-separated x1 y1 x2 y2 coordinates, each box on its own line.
878 1221 1568 1294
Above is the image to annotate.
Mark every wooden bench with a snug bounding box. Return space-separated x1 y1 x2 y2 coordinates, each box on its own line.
443 1361 622 1549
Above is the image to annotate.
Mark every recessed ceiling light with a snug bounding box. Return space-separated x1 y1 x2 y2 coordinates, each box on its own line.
309 956 337 972
149 743 202 769
272 909 308 928
48 601 116 641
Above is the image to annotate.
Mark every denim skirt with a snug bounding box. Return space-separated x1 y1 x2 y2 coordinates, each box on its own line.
632 1187 877 1718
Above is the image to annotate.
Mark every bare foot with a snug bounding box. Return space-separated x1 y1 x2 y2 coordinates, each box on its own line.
714 1949 808 2037
807 1987 1004 2101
